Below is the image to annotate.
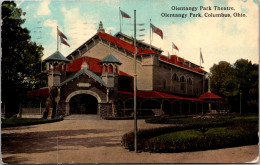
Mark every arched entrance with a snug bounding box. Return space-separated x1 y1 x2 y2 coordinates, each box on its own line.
69 94 98 114
65 90 102 115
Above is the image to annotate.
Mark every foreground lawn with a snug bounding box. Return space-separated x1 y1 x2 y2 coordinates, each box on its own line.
122 114 259 153
145 114 258 125
2 117 63 128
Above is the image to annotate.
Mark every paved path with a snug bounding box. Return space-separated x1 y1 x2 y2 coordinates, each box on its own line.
1 115 259 164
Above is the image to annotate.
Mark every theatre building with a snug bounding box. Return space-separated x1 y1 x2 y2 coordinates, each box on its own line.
25 21 226 118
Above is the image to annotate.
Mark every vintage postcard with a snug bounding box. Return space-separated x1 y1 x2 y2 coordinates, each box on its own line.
1 0 259 164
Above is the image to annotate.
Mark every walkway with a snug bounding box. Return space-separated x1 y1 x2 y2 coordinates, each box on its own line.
1 115 258 164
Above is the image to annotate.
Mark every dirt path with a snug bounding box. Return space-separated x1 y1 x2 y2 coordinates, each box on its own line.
1 115 259 164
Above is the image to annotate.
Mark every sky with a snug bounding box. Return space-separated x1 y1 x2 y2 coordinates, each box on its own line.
17 0 259 72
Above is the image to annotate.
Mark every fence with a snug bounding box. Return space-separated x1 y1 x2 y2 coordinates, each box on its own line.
118 108 164 116
22 108 44 115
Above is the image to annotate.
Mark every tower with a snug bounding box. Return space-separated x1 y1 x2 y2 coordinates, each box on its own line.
44 51 70 87
100 54 122 90
97 21 105 33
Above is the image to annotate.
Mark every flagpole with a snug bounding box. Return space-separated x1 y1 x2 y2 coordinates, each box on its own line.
172 43 173 55
57 26 58 51
119 7 121 33
200 48 201 68
149 19 151 49
133 9 138 153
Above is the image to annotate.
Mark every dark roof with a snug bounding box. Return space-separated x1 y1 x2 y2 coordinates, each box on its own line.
44 51 70 63
60 68 106 87
100 54 122 64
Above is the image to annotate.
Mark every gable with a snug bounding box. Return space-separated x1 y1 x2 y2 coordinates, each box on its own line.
60 68 106 87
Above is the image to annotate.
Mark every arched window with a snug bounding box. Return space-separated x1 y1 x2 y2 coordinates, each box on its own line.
187 78 193 85
163 80 166 89
108 64 113 73
115 66 118 73
172 73 179 81
103 64 108 72
180 75 185 82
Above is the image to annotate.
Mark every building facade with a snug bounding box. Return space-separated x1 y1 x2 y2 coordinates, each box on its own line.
25 22 226 118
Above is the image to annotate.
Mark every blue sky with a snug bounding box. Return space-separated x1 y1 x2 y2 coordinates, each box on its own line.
18 0 259 72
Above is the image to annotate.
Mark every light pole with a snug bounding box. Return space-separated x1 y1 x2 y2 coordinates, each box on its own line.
133 9 138 153
240 90 242 115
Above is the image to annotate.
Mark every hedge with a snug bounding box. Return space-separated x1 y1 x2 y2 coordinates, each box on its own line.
121 121 259 152
2 117 64 128
145 115 258 126
104 116 152 120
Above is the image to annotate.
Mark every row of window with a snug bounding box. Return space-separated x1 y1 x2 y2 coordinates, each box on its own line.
172 73 193 85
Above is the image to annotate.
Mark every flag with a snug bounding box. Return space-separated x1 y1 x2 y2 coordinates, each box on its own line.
58 29 68 40
151 23 163 39
172 42 179 51
200 49 204 63
60 37 70 47
120 10 131 18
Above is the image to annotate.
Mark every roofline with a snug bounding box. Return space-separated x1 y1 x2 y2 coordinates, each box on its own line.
162 54 201 68
66 32 99 59
159 59 206 75
114 32 163 52
60 68 107 87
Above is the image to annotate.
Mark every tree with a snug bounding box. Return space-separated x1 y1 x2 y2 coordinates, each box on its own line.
1 1 44 117
233 59 258 113
210 59 258 113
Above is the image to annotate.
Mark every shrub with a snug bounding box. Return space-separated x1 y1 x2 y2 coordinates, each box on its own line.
122 123 258 153
145 115 258 126
2 116 63 128
104 116 152 120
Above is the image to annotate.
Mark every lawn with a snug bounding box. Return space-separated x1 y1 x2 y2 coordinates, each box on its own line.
122 114 259 153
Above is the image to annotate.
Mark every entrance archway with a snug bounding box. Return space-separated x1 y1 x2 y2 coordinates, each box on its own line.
65 90 102 115
69 94 98 114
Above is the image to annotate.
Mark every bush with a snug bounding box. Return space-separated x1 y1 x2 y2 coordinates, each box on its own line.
122 124 258 153
2 116 63 128
104 116 152 120
145 114 258 126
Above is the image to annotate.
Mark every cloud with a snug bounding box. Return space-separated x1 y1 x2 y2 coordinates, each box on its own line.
150 0 258 72
37 1 51 15
43 19 58 38
60 6 98 55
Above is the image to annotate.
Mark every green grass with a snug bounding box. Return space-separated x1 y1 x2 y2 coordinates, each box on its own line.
2 117 63 128
145 114 258 125
122 115 259 152
151 129 203 142
151 127 242 142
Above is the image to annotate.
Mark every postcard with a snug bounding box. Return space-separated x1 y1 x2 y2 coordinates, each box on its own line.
1 0 259 164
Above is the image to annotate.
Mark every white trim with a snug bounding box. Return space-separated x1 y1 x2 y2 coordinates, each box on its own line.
66 90 102 103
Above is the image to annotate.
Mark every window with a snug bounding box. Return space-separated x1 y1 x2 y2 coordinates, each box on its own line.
180 75 185 82
187 78 193 85
172 73 179 81
163 80 166 89
181 83 185 91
